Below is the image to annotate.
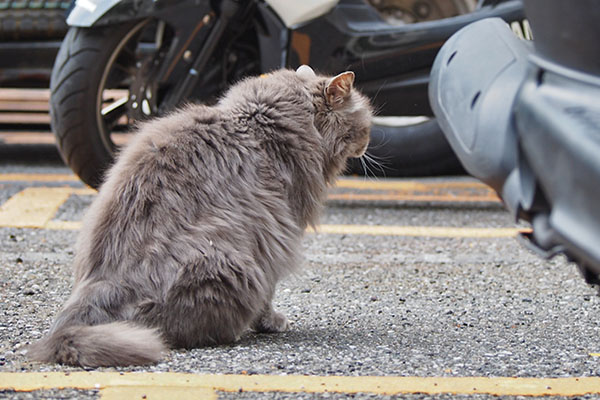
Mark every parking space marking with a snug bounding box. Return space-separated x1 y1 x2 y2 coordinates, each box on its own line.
0 173 79 182
311 224 526 238
0 174 499 200
0 174 491 189
334 178 500 203
0 174 501 203
100 385 216 400
334 179 488 191
328 192 500 203
0 186 519 236
0 187 93 228
2 372 600 397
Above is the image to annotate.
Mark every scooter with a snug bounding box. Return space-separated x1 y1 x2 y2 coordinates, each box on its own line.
429 0 600 284
50 0 524 188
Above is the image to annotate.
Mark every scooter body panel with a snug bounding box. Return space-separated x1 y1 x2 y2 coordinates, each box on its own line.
516 60 600 273
430 1 600 281
67 0 202 27
291 2 524 116
429 17 531 191
264 0 338 28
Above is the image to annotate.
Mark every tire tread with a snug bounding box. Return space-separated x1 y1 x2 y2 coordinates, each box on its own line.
51 24 139 188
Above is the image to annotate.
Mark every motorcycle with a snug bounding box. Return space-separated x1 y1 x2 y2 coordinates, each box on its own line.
50 0 524 188
429 0 600 284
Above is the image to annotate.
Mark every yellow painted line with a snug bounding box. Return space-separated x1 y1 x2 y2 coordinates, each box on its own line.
2 372 600 397
3 220 525 237
0 187 71 228
311 224 526 238
335 178 490 191
0 187 520 236
328 193 501 203
0 173 80 182
101 385 216 400
0 174 489 191
589 353 600 357
0 187 94 229
45 220 86 230
336 179 429 191
0 175 499 203
331 178 500 203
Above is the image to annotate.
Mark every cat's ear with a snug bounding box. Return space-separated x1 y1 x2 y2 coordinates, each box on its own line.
296 65 316 79
325 71 355 107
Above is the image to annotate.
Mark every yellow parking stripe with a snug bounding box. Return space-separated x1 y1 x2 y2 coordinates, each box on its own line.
0 187 520 236
0 187 71 228
333 179 500 203
44 220 86 230
0 173 79 182
0 187 95 228
0 174 488 191
31 221 526 237
328 193 500 203
311 224 526 238
2 372 600 397
334 179 489 191
0 175 500 203
100 385 216 400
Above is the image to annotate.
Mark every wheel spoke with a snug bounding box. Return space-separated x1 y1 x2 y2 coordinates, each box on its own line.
101 96 129 127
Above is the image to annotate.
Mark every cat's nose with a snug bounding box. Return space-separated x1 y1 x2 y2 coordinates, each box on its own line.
354 142 369 158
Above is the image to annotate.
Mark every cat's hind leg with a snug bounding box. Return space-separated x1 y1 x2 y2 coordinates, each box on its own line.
155 251 270 348
251 304 290 333
251 286 290 333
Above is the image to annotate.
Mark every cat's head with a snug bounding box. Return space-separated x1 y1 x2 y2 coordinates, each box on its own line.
296 65 373 161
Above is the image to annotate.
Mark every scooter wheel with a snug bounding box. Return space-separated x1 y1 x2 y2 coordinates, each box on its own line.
51 18 259 188
52 24 134 188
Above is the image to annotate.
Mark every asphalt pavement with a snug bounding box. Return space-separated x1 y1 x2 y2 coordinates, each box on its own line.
1 135 600 399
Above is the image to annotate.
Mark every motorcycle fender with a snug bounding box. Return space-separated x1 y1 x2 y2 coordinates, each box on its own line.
264 0 337 28
429 17 532 192
66 0 194 27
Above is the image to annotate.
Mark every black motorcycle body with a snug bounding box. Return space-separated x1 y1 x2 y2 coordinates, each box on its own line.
51 0 525 187
68 0 524 115
430 0 600 282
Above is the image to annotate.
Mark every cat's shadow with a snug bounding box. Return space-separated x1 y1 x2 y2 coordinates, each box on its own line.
236 325 388 349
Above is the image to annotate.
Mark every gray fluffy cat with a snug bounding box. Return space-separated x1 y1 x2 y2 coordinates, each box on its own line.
28 65 372 367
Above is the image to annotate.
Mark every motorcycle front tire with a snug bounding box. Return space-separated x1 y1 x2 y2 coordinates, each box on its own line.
50 22 142 189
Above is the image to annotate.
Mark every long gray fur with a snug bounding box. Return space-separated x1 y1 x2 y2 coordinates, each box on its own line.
28 67 373 367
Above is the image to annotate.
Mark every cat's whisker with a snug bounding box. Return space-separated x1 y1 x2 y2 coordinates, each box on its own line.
365 152 388 175
359 156 370 179
369 86 386 116
365 134 394 155
358 156 369 179
360 154 380 180
364 150 392 165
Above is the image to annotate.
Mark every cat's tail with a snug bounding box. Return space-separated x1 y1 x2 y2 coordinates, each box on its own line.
27 321 166 367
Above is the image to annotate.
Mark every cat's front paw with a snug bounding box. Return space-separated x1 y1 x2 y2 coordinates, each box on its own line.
252 311 290 334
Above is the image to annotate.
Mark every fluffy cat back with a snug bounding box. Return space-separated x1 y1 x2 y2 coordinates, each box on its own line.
29 66 373 368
